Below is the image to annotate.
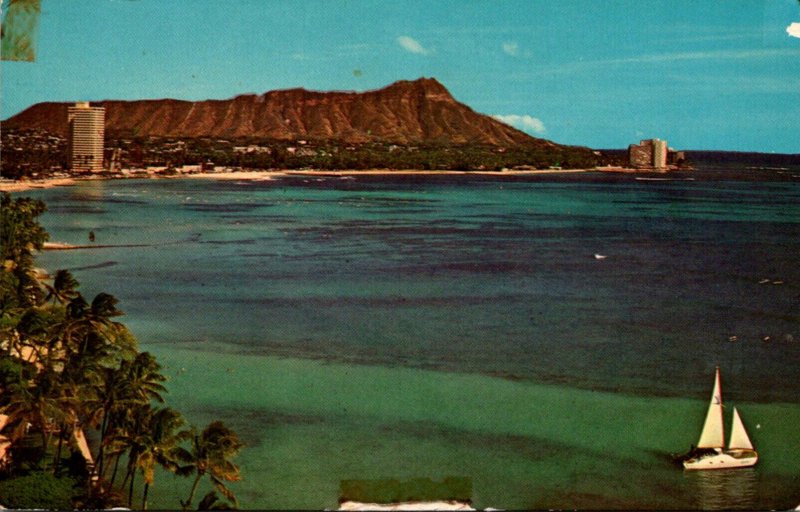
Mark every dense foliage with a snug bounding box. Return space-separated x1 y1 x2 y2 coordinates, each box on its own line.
111 136 602 171
1 128 603 179
0 192 242 510
0 470 80 509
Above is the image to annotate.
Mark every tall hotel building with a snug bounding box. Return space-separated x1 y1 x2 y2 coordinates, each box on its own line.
628 138 668 170
68 102 105 171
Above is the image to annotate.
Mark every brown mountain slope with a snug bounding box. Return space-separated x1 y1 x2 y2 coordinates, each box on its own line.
3 78 550 147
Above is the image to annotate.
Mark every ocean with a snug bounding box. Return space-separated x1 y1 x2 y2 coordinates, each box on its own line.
25 169 800 509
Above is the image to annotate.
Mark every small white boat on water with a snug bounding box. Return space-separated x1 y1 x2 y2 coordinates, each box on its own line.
683 367 758 470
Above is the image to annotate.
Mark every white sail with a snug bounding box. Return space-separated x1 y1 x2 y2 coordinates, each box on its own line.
728 407 754 450
697 367 725 449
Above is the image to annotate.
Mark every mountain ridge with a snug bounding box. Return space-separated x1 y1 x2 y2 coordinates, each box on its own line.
3 78 556 148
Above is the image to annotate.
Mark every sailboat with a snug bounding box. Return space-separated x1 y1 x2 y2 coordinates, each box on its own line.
683 367 758 470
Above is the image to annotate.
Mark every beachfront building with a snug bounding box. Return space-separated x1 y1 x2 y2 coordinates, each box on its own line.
628 138 668 170
668 150 686 166
68 102 105 171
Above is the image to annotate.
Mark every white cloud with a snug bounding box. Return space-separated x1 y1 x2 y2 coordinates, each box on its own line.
502 42 519 56
397 36 429 55
788 22 800 39
492 114 546 134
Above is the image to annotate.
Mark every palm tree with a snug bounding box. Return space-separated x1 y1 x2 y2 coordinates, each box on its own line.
125 352 167 405
87 293 123 331
117 405 181 507
1 365 65 465
0 357 37 447
43 269 80 306
137 407 186 510
90 352 165 481
48 295 90 364
197 490 235 510
0 194 48 265
52 293 125 363
88 365 129 478
103 404 140 488
120 403 153 507
50 293 134 411
63 293 123 362
0 194 49 310
51 403 80 474
177 421 243 510
10 308 52 364
109 352 167 506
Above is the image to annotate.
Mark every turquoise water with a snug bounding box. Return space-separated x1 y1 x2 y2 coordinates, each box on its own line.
146 348 799 509
26 173 800 509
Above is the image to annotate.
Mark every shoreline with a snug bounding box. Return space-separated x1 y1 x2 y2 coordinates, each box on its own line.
0 167 603 193
0 164 696 193
0 177 81 193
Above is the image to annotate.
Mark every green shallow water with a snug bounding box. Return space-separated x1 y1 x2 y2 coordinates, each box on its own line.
145 346 800 510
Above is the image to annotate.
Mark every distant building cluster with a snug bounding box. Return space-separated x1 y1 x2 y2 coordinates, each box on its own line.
628 138 685 170
68 102 105 171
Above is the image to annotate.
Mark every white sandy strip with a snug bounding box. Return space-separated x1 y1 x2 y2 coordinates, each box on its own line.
181 169 593 180
43 242 79 250
338 501 475 511
1 168 598 193
0 177 77 192
180 170 282 181
41 242 103 251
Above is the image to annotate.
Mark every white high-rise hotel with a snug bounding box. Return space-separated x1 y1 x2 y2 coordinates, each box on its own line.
68 102 105 171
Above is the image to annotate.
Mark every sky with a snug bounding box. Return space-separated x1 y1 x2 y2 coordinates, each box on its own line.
2 0 799 152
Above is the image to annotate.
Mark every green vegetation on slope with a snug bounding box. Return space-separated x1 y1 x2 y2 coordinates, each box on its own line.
1 128 603 179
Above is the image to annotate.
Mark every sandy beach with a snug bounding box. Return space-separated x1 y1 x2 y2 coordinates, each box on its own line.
282 168 594 176
0 177 79 193
179 170 284 181
0 167 601 193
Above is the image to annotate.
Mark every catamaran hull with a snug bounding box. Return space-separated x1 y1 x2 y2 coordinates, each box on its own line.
683 450 758 470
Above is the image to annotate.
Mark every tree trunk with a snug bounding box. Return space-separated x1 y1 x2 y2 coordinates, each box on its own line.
122 443 140 491
40 428 50 469
97 408 109 476
110 452 122 486
142 482 150 511
184 472 204 511
121 457 134 491
128 468 136 507
53 424 65 474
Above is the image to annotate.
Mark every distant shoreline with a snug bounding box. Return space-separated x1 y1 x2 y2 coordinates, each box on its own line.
0 167 611 193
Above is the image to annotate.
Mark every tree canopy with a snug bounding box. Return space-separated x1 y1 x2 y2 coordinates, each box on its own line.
0 193 243 509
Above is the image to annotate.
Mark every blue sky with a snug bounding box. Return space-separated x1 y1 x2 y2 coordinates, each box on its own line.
3 0 799 152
